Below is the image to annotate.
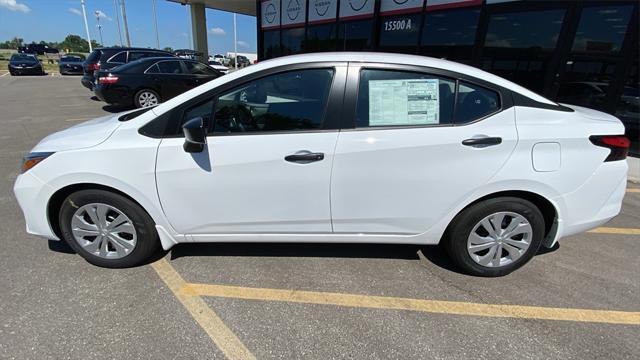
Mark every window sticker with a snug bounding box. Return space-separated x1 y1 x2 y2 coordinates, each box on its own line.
368 79 440 126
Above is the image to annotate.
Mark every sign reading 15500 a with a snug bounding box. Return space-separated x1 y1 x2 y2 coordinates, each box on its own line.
383 17 417 32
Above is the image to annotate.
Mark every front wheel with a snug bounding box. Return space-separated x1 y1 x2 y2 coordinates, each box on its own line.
134 89 160 108
58 189 160 268
443 197 545 277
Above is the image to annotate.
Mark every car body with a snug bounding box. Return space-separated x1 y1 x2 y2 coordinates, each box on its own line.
81 47 174 90
207 60 229 74
231 55 251 68
8 53 45 75
213 54 229 66
58 55 85 75
94 57 222 108
14 53 629 275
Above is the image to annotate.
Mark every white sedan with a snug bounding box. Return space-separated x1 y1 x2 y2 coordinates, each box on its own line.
207 60 229 74
14 53 629 276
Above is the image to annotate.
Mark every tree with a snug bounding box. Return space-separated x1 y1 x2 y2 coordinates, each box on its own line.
58 34 100 53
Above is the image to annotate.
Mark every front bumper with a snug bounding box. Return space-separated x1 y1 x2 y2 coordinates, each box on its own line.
10 66 43 75
13 171 58 240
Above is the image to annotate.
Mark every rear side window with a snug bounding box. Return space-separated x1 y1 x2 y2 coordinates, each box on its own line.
107 51 126 64
356 69 501 127
356 69 455 127
455 82 500 124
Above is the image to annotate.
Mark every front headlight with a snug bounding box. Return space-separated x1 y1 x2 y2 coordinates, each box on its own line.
21 152 54 173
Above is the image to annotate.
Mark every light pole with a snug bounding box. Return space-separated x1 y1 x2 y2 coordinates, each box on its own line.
94 11 104 46
80 0 92 52
151 0 160 49
233 13 237 70
114 0 123 46
121 0 131 47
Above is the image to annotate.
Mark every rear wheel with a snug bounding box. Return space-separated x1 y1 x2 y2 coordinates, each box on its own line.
58 189 160 268
443 197 545 277
134 89 160 108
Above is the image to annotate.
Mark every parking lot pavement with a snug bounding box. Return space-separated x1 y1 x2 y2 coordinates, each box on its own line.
1 76 639 359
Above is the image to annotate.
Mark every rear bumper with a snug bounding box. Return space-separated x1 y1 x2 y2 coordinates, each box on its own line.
94 84 133 106
81 75 95 90
13 172 58 240
551 160 628 245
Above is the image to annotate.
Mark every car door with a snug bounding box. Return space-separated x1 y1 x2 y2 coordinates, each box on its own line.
146 60 190 100
330 63 518 235
155 63 347 236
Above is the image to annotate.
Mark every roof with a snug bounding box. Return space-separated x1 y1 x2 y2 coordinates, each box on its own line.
166 0 256 16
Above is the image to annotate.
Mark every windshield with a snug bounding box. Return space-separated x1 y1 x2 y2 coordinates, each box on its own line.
11 54 36 61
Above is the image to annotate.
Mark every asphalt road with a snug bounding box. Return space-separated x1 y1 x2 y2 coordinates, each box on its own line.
0 75 638 360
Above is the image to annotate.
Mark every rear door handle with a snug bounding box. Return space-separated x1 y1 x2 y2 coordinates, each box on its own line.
462 137 502 148
285 151 325 164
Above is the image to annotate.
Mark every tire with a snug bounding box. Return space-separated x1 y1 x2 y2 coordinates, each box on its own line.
58 189 160 268
134 89 160 108
443 197 545 277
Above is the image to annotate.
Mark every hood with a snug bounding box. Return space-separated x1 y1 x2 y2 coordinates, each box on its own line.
560 103 621 122
31 112 126 153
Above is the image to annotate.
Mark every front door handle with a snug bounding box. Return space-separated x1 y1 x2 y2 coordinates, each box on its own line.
462 136 502 148
285 151 325 164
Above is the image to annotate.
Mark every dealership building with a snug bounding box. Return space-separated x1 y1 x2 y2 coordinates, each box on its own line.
172 0 638 154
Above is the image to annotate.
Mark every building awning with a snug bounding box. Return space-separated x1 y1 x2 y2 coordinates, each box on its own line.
166 0 257 16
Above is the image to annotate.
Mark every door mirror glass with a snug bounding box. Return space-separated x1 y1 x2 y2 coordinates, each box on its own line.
182 117 206 153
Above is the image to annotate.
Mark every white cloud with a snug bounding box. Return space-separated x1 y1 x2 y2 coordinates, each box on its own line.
209 27 226 36
237 40 249 48
68 8 82 16
0 0 31 13
94 10 112 21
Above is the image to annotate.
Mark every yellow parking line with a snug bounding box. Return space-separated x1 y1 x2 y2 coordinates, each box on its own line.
627 188 640 193
589 227 640 235
151 258 256 360
183 283 640 325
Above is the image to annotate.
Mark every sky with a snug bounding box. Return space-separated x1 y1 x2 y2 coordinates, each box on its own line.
0 0 257 55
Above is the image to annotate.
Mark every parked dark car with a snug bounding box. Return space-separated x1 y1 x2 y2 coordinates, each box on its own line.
82 47 175 90
58 55 85 75
17 44 59 55
8 53 45 76
94 57 222 108
231 55 251 68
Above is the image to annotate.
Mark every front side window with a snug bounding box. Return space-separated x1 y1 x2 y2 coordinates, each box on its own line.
356 69 455 127
129 51 156 62
185 61 218 75
156 61 184 74
211 69 334 134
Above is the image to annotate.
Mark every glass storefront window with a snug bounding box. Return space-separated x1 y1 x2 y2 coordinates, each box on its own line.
421 9 480 63
572 5 634 54
305 23 338 53
262 30 280 60
616 61 639 157
378 13 423 53
337 19 373 51
482 9 566 93
281 28 305 55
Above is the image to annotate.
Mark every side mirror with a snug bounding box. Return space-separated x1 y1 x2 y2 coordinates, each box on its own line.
182 117 206 153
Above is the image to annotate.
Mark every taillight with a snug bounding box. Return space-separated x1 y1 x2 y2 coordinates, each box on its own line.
98 75 118 84
87 62 101 71
589 135 630 162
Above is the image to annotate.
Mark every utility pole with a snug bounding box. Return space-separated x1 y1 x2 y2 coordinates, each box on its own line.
233 13 237 70
94 11 104 46
114 0 123 46
152 0 160 49
120 0 131 47
80 0 92 52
